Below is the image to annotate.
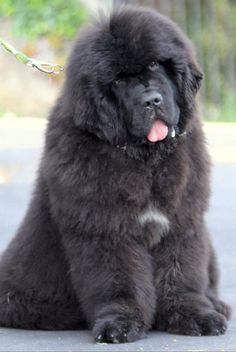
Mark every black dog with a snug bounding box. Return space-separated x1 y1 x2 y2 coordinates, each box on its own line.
0 6 230 343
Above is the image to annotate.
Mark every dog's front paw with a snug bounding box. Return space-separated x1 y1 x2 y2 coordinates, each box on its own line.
208 296 232 320
93 315 145 343
167 310 227 336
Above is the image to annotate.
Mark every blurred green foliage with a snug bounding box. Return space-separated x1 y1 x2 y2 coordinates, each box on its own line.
152 0 236 122
0 0 88 41
188 0 236 113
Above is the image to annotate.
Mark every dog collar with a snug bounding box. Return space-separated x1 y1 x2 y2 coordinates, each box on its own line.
170 126 187 138
115 128 186 151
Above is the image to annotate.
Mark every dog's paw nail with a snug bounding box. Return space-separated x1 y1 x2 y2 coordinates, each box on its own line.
95 334 102 342
220 326 227 334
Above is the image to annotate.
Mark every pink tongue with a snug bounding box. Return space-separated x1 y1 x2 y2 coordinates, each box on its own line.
147 119 168 142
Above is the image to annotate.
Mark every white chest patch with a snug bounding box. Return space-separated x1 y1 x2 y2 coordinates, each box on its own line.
138 207 170 233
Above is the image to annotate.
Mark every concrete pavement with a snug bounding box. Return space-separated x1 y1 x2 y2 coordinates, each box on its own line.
0 118 235 351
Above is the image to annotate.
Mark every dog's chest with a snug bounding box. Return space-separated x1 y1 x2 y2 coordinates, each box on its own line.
138 206 170 248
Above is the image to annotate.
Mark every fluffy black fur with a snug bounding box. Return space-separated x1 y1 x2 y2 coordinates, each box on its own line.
0 6 231 343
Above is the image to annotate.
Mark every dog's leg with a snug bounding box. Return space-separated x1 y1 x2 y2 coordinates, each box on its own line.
153 226 230 336
0 291 84 330
0 179 84 329
206 244 231 320
62 236 156 343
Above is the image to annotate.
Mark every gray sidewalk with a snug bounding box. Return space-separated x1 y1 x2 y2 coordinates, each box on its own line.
0 118 235 351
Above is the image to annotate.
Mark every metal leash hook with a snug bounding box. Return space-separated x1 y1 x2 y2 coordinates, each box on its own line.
27 58 64 74
0 37 64 75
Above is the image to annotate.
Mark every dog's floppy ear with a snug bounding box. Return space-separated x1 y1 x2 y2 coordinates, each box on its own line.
186 61 203 96
74 82 126 145
179 60 203 112
177 60 203 132
74 86 97 134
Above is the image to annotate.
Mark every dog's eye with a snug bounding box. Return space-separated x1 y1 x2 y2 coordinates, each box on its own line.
114 78 125 86
148 61 159 71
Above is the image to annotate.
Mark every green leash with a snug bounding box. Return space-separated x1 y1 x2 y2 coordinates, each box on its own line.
0 37 64 74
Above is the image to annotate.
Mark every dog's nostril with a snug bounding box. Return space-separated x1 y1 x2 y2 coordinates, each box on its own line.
154 97 162 106
153 94 163 106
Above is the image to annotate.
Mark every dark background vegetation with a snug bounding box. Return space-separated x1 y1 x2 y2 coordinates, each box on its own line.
0 0 236 121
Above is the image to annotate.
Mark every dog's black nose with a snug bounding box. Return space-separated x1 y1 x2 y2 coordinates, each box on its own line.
143 92 163 108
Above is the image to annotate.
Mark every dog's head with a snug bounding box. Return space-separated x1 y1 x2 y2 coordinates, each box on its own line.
64 6 203 147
